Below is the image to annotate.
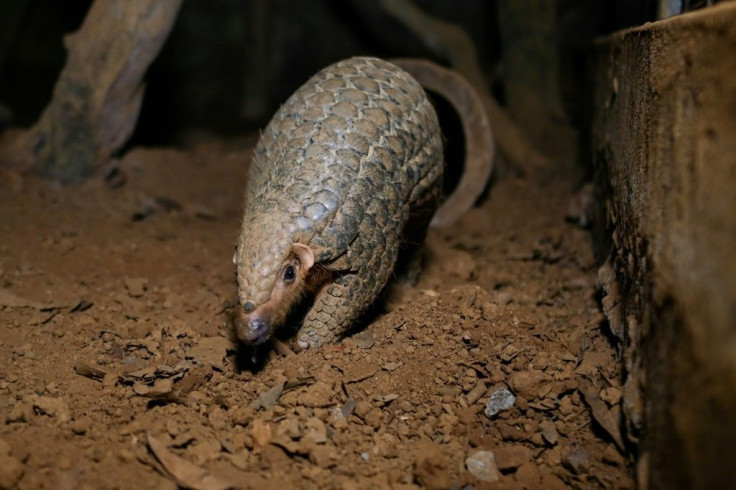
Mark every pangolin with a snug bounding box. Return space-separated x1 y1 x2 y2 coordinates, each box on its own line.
234 56 493 350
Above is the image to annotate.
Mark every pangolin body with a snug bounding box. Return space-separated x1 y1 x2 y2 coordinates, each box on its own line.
234 56 491 349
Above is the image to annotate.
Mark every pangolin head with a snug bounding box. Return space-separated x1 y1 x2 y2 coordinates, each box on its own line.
233 216 314 345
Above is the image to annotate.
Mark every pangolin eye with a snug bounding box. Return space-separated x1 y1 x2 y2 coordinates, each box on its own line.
283 265 296 283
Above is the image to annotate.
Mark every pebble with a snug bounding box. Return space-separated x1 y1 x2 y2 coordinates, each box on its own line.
251 419 272 447
309 444 337 468
600 387 622 406
481 300 501 321
515 461 541 485
327 407 348 431
540 420 560 445
26 395 70 423
70 416 93 435
465 450 500 482
352 332 375 349
565 445 590 474
230 405 255 427
353 400 372 419
278 418 302 440
484 387 515 418
509 370 548 400
297 382 334 407
303 417 328 445
466 381 488 405
398 400 414 413
363 408 382 429
493 445 532 470
188 336 233 371
124 277 148 298
603 445 625 466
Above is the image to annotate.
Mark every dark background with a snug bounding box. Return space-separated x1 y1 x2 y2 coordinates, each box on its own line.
0 0 671 147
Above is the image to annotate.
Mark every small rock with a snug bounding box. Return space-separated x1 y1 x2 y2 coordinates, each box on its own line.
603 445 625 466
278 418 302 440
375 393 399 407
345 361 378 383
515 462 541 485
297 382 334 407
5 403 27 424
124 277 148 298
251 380 286 410
303 417 328 445
466 381 488 405
398 401 414 413
309 444 337 468
374 433 399 459
328 407 348 430
600 387 622 406
0 454 24 489
500 344 520 362
188 336 234 371
117 449 136 464
260 444 290 469
413 443 450 490
352 331 375 349
493 445 532 470
540 472 568 490
225 451 249 471
382 362 401 372
231 405 255 427
465 450 500 483
481 302 501 321
353 400 372 419
363 408 382 429
70 416 93 435
540 420 560 445
509 370 548 400
26 395 70 423
564 445 590 474
251 419 272 447
558 396 574 416
484 387 515 418
461 370 478 392
341 399 356 417
140 378 174 398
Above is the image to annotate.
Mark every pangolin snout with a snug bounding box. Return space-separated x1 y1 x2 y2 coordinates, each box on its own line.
235 309 271 345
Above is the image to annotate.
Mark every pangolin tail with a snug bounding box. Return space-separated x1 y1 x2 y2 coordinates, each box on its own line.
390 58 494 227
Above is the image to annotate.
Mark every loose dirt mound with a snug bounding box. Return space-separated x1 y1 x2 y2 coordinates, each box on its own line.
0 143 632 489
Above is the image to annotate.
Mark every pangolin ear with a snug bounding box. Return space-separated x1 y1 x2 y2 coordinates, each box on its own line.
291 243 314 271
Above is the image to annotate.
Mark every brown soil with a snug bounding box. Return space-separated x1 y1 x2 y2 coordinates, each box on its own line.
0 140 633 489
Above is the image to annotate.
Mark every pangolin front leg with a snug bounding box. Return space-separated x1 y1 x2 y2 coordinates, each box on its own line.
297 273 370 349
298 222 401 348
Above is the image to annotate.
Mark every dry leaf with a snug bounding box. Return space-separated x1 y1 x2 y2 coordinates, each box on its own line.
147 434 232 490
578 379 624 450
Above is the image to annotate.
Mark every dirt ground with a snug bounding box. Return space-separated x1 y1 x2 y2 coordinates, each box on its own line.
0 140 632 489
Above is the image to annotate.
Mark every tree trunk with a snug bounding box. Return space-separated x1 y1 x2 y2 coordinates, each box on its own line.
30 0 183 183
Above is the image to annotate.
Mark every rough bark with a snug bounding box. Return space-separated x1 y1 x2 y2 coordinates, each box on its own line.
10 0 183 183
